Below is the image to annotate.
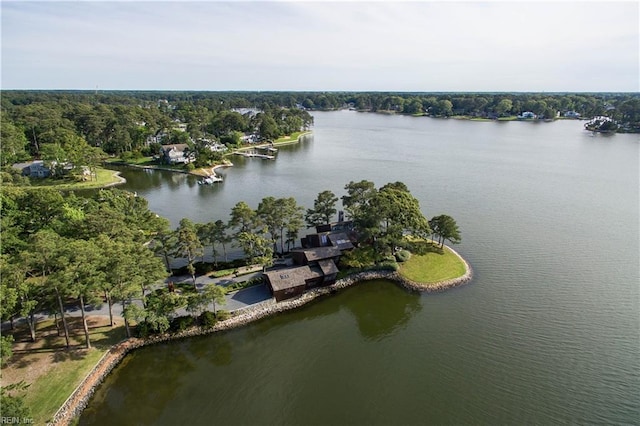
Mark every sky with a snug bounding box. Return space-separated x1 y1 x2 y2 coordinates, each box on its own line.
1 1 638 92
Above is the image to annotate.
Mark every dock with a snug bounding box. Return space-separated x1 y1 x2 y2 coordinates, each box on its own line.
233 150 275 160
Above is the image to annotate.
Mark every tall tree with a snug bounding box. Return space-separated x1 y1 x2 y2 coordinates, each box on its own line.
0 119 29 166
342 180 376 220
429 215 461 248
152 228 177 273
102 237 166 336
23 230 71 348
174 218 203 290
212 220 231 263
53 239 105 349
305 190 338 228
229 201 258 234
236 232 273 268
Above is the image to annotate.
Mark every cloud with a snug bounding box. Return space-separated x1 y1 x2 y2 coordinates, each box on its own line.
2 1 638 91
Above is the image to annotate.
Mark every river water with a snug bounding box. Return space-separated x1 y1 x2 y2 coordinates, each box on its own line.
81 112 639 425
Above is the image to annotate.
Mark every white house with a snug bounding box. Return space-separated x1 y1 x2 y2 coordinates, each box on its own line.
518 111 537 119
160 144 194 164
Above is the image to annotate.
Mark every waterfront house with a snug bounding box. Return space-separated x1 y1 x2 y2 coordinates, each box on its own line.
518 111 537 119
263 226 355 301
160 144 194 164
12 160 51 178
264 266 324 302
564 111 581 118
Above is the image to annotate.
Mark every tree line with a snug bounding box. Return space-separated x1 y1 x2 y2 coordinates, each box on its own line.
0 92 314 175
1 91 638 174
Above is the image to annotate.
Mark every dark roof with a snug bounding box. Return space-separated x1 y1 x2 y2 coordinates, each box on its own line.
327 233 354 250
317 259 339 276
292 246 341 262
264 266 316 292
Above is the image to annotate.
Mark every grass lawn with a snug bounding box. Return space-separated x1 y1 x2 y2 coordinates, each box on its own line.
399 245 467 284
25 167 124 190
273 131 311 145
105 156 155 166
2 317 127 425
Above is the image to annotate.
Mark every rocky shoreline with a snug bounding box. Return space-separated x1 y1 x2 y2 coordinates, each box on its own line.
50 248 471 426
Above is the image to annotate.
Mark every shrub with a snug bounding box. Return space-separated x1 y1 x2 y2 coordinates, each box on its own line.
135 321 151 338
199 311 217 329
376 260 399 271
216 310 231 321
395 249 412 262
171 315 195 332
340 247 377 269
1 335 14 365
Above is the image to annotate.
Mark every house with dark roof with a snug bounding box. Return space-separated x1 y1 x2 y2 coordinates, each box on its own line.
263 266 323 302
263 227 355 302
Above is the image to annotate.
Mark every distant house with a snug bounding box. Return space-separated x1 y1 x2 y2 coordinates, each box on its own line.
240 133 259 144
518 111 537 119
12 161 51 178
160 144 193 164
564 111 581 119
173 123 188 132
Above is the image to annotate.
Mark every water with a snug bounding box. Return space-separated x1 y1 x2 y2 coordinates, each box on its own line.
81 112 639 425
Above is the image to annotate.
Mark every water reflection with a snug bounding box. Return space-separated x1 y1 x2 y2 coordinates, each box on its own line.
343 280 421 342
80 343 197 425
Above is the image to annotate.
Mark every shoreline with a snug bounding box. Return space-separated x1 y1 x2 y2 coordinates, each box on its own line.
50 247 471 425
104 131 312 182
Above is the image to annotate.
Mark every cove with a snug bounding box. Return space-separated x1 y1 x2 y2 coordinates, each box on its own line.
83 112 639 424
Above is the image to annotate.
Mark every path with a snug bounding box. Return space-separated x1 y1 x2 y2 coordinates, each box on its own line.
1 266 273 331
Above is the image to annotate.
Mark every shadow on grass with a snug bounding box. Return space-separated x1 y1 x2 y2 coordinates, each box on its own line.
6 316 126 362
405 240 445 255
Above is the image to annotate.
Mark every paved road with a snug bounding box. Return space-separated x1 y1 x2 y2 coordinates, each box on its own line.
1 269 273 331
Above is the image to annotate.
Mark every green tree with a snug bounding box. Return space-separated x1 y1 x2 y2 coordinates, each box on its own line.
53 239 105 349
0 335 14 365
102 237 166 335
174 219 203 290
342 180 377 220
0 119 29 166
495 98 513 117
366 184 431 255
305 190 338 228
229 201 258 234
236 231 273 268
152 228 177 273
22 230 71 347
213 220 232 263
429 214 461 248
0 382 31 419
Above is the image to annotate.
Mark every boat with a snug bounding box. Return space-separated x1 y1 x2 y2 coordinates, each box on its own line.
198 175 223 185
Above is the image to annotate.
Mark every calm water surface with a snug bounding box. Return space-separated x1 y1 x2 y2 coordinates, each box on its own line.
82 112 639 425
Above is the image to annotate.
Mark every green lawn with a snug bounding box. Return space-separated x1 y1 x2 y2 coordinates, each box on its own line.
5 319 127 425
273 131 311 145
27 348 106 424
105 156 155 166
399 245 467 284
26 167 124 190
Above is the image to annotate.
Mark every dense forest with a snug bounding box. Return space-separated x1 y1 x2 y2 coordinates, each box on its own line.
1 91 638 171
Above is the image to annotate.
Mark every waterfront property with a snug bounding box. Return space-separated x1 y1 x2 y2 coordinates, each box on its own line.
12 160 51 177
264 223 355 301
160 143 194 164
